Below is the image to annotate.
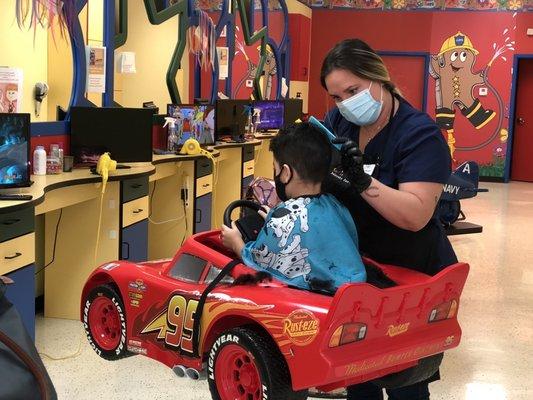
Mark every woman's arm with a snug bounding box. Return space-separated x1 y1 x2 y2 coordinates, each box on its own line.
362 179 443 232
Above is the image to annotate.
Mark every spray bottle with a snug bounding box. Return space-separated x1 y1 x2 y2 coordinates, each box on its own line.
164 117 179 152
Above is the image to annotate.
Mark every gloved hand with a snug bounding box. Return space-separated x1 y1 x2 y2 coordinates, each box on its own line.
332 137 372 193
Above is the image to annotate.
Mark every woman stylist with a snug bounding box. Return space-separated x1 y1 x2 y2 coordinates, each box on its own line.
321 39 457 400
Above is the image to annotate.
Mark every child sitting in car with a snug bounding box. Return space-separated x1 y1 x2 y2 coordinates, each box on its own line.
221 122 366 293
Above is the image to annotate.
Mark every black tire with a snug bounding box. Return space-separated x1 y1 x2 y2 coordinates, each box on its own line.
207 327 308 400
82 284 129 360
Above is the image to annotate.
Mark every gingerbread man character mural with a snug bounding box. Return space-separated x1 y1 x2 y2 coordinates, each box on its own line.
429 32 497 158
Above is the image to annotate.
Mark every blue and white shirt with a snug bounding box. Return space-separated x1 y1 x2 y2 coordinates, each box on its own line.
241 194 366 292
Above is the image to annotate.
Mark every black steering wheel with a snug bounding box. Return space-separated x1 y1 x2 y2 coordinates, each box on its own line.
223 200 266 243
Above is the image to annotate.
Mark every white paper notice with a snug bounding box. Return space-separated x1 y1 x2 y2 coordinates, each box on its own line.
0 67 23 113
86 46 106 93
120 52 136 73
217 47 229 80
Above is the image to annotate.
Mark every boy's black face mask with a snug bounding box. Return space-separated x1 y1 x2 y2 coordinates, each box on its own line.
274 165 292 202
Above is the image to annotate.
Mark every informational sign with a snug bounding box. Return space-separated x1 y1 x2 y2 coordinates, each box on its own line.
86 45 106 93
217 47 229 79
0 67 23 113
119 52 137 73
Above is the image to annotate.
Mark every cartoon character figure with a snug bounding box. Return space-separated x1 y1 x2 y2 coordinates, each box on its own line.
171 107 185 141
252 235 312 280
429 32 496 159
198 109 214 144
5 84 19 113
266 197 310 247
189 107 205 140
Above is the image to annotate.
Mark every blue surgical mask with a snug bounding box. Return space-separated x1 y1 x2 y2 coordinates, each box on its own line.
337 82 383 126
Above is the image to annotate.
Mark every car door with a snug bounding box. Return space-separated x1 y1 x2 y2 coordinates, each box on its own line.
134 253 210 356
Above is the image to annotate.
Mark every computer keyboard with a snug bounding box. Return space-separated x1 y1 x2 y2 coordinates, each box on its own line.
0 194 33 201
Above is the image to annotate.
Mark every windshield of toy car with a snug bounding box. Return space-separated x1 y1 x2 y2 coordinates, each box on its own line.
167 253 207 283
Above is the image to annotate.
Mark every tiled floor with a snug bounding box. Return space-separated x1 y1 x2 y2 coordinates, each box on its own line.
35 182 533 399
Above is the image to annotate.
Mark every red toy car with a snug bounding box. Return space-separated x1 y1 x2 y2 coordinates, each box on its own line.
81 204 469 399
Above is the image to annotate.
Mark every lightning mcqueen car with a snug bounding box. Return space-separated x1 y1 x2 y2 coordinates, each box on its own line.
81 203 469 400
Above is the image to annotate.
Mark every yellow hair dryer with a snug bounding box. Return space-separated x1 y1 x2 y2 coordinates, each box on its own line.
179 138 214 161
96 152 117 193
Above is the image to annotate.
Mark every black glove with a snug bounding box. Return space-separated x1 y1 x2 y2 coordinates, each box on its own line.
331 137 372 193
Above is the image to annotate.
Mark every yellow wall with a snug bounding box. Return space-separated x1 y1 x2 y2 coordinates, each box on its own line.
287 0 312 18
0 0 49 121
115 1 189 109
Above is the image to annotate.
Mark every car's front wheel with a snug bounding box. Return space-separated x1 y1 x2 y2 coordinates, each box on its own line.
83 284 128 360
207 327 308 400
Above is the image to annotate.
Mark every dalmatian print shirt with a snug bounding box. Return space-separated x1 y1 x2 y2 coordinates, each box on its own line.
241 194 366 292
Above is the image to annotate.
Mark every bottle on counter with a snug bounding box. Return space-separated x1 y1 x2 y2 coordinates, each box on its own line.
33 146 47 175
164 117 179 152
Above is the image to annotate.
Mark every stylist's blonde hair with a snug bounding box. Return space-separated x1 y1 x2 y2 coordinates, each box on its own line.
320 39 401 97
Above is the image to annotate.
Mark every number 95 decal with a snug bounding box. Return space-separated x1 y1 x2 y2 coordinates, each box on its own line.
141 294 199 354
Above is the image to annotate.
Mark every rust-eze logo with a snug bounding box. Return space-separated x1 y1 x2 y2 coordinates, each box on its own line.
283 309 319 346
386 323 410 337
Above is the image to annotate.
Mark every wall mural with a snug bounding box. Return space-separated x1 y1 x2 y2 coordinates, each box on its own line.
298 0 532 11
428 15 518 178
89 0 288 107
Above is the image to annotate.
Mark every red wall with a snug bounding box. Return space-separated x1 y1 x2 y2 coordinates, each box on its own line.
308 10 531 178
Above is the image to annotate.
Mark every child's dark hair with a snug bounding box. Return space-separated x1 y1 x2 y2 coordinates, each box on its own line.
269 122 332 183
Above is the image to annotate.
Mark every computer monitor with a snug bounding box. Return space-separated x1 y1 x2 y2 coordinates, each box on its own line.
167 104 215 146
70 107 153 165
0 113 31 188
214 99 249 142
253 100 284 131
284 98 303 127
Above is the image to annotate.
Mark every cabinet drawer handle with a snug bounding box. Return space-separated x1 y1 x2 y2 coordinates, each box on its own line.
246 166 253 170
130 184 143 189
2 218 21 226
132 208 144 214
202 184 210 188
5 252 22 260
201 163 209 168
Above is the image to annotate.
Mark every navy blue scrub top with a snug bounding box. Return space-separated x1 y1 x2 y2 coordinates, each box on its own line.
324 95 457 275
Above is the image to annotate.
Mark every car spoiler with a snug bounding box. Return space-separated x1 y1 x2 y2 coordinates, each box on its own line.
318 262 469 387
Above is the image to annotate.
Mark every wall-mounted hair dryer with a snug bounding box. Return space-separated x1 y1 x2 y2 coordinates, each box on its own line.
34 82 49 117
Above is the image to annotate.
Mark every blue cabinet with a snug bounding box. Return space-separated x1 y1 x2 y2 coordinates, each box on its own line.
195 194 212 233
5 264 36 339
121 220 148 262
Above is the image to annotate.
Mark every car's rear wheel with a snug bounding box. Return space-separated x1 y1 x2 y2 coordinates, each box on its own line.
83 284 128 360
207 327 308 400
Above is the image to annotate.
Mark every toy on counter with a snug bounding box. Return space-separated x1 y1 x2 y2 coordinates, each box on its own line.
81 199 470 399
437 161 488 226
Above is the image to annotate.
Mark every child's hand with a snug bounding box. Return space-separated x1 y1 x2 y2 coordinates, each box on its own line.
258 205 270 220
221 222 245 255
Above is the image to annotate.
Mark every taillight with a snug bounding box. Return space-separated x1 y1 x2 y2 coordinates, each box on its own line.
428 299 458 322
329 323 367 347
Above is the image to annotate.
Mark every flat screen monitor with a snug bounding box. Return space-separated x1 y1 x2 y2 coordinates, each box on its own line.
214 99 249 142
167 104 215 146
70 107 153 165
284 98 304 127
253 100 284 131
0 113 31 188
